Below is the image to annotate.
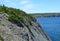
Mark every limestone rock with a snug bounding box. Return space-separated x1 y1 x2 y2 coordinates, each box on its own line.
0 12 51 41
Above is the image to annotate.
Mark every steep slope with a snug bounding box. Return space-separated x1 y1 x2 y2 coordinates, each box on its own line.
0 5 51 41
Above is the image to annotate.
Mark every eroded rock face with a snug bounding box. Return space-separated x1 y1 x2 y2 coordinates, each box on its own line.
0 12 51 41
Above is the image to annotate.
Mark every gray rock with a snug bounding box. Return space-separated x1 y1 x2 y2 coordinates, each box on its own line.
0 12 51 41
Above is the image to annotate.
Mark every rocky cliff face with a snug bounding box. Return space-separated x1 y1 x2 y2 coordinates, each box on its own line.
0 12 51 41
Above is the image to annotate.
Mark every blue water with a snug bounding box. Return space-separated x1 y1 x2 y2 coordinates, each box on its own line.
36 17 60 41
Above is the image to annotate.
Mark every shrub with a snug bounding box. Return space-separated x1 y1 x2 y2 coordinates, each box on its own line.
0 5 33 25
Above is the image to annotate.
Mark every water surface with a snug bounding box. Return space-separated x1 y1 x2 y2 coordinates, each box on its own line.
36 17 60 41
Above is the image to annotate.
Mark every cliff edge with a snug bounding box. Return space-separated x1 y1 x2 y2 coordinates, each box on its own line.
0 5 51 41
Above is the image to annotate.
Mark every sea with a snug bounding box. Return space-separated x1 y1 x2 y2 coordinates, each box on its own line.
36 17 60 41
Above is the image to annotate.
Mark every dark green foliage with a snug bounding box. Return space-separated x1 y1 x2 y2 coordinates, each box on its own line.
0 5 33 25
0 6 4 12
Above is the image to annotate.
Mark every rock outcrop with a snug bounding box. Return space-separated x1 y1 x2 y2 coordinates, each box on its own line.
0 12 51 41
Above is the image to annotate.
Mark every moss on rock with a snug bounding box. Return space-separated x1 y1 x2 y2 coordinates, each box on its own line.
0 36 3 41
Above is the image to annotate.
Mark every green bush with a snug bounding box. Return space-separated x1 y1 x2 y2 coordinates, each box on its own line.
0 5 33 24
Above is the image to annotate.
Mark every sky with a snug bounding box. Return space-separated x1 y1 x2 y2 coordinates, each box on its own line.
0 0 60 13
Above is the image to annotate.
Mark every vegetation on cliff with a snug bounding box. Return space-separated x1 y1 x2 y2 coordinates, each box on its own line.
0 5 33 25
0 36 3 41
0 5 36 38
0 5 51 41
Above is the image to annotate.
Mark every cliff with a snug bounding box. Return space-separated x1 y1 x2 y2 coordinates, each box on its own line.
0 5 51 41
